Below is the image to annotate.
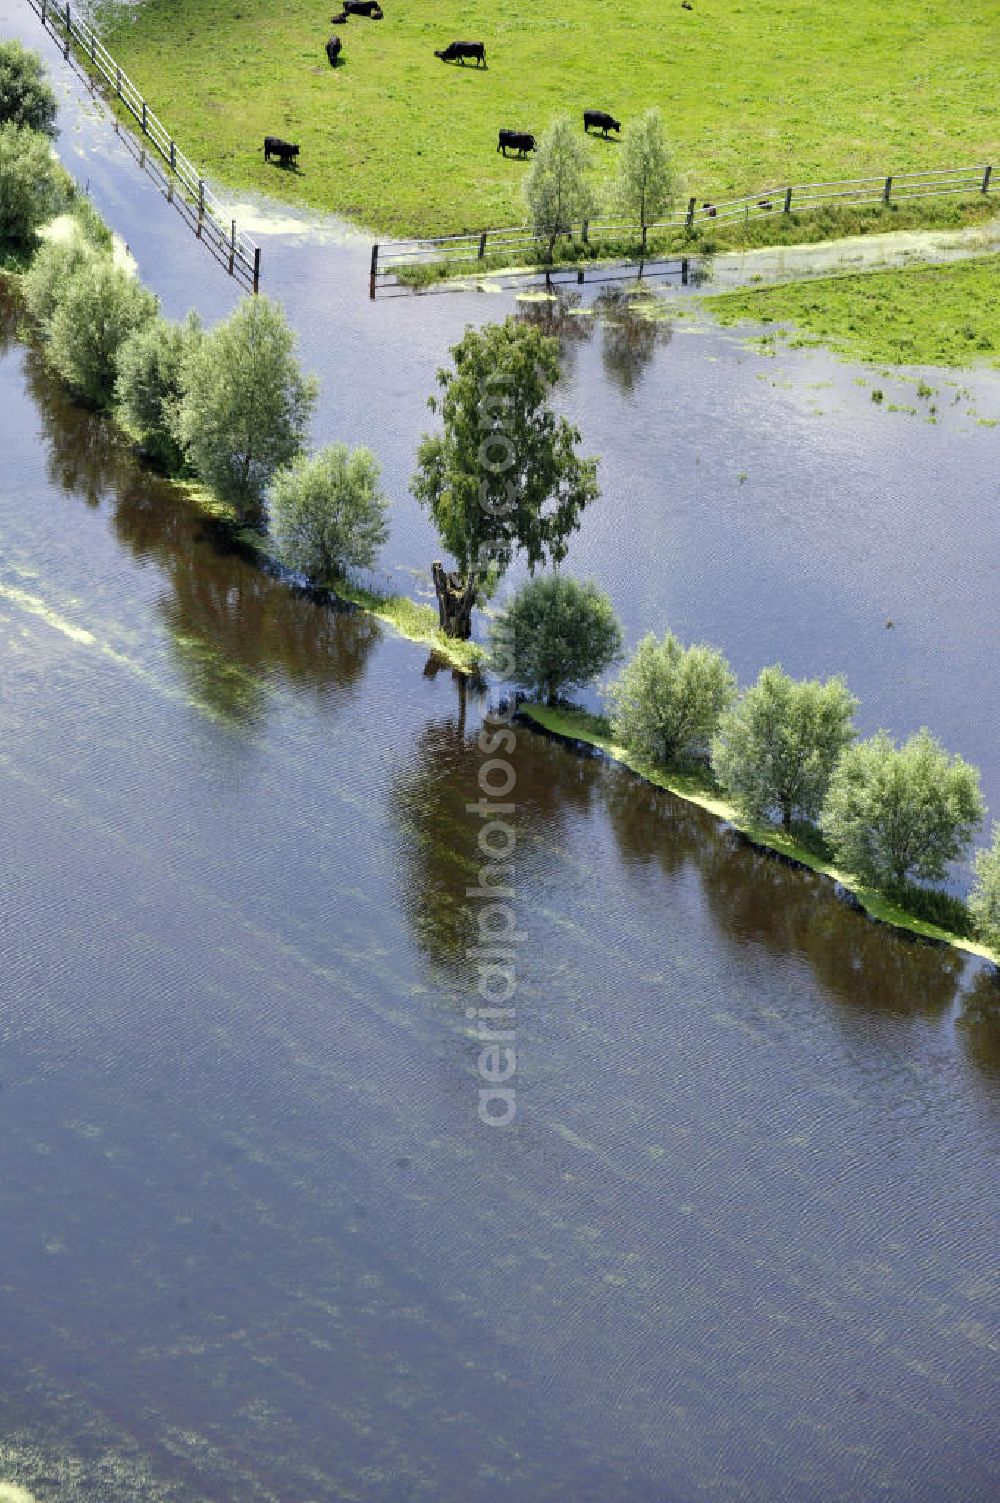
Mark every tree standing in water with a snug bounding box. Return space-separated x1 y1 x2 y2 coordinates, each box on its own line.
411 317 599 639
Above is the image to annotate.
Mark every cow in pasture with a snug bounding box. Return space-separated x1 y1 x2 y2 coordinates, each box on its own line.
326 35 342 64
264 136 300 166
702 201 717 217
435 40 487 66
584 110 620 136
331 11 348 22
343 0 382 15
498 129 536 157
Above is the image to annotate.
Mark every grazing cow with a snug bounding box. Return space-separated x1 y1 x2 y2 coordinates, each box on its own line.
330 10 348 21
702 201 717 217
584 109 621 136
757 198 773 211
435 40 487 66
498 129 536 157
326 35 342 65
264 135 300 166
681 2 693 10
343 0 381 15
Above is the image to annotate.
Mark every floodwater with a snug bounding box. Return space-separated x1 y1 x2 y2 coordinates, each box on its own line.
1 6 1000 1501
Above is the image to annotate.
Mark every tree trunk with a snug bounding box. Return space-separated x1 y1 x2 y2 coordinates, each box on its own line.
432 560 476 639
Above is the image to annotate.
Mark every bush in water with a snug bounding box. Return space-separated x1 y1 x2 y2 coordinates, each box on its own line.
609 631 736 767
0 123 63 249
711 665 858 831
115 312 203 472
22 233 99 324
176 295 317 522
821 727 985 891
270 443 390 580
0 40 58 136
46 253 158 408
970 825 1000 949
490 572 623 703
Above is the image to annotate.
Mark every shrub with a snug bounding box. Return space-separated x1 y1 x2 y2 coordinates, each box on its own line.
608 631 736 767
270 443 389 580
711 665 858 830
176 295 317 521
821 728 985 891
970 825 1000 949
46 254 158 407
115 312 202 471
490 573 623 703
524 116 596 262
0 40 57 136
22 233 98 325
0 122 63 248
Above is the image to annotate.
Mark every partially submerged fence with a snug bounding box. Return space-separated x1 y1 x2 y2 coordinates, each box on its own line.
25 0 261 292
372 162 995 289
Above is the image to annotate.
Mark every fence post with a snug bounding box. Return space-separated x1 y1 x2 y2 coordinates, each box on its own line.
982 164 992 194
582 219 589 244
169 140 176 171
253 245 261 295
116 64 121 97
198 178 205 217
370 243 379 277
141 100 147 134
41 0 47 24
883 175 893 204
783 186 793 213
64 3 70 57
228 220 236 275
478 231 487 259
90 33 96 64
681 257 689 286
686 196 696 230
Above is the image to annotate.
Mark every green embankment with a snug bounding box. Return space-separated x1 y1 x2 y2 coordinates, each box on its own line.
518 702 1000 966
704 255 1000 367
93 0 999 236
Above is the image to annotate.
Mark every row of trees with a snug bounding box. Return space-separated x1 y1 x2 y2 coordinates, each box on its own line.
486 574 1000 946
0 41 66 250
524 109 680 260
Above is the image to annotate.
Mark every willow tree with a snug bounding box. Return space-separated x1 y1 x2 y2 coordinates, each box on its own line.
410 317 599 638
523 115 596 262
612 108 680 253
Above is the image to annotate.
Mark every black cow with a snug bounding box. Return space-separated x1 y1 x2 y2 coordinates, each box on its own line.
264 136 300 166
435 40 487 66
326 35 342 64
498 129 536 157
584 110 620 136
343 0 382 15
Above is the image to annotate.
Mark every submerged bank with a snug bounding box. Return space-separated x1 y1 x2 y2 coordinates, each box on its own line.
518 702 1000 967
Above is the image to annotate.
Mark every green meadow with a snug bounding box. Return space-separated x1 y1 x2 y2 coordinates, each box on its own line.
94 0 999 236
705 255 1000 367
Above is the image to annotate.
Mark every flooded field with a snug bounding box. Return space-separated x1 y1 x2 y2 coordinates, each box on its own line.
1 5 999 1500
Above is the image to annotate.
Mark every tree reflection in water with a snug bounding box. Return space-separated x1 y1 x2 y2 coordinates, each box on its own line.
593 286 672 396
958 967 1000 1082
17 309 383 724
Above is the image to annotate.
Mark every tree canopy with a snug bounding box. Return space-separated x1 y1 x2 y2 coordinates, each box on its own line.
609 631 736 767
524 115 596 261
820 727 985 889
0 41 58 136
613 108 680 250
711 666 858 830
46 253 158 408
969 825 1000 949
270 443 390 581
176 295 317 520
490 572 623 702
411 317 599 637
0 123 63 248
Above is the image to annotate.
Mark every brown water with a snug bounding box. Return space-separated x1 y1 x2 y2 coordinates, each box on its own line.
2 282 1000 1501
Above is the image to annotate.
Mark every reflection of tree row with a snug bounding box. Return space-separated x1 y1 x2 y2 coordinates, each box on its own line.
517 287 672 394
958 967 1000 1081
19 335 382 723
390 701 997 1084
0 282 21 355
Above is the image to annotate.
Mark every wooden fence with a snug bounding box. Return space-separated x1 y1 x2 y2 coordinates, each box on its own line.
25 0 261 292
371 162 995 289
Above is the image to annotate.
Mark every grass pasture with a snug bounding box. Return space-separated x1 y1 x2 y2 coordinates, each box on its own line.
706 255 1000 367
92 0 1000 236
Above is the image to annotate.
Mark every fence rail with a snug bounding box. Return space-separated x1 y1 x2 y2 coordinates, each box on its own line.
371 161 995 289
25 0 260 291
